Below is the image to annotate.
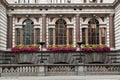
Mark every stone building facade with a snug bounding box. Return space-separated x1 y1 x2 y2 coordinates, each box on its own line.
0 0 120 51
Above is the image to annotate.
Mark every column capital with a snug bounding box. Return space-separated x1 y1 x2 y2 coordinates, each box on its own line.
109 13 114 17
76 14 80 17
7 13 13 16
42 14 46 17
49 27 55 29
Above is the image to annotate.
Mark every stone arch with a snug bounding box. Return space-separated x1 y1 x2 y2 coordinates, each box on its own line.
84 17 103 25
52 17 71 24
18 17 38 24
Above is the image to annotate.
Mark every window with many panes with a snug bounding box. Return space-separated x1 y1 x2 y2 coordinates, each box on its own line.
49 19 73 46
15 28 20 45
82 28 86 44
55 19 67 45
101 28 106 44
15 19 40 45
35 28 40 44
89 0 97 3
49 28 54 45
23 19 34 45
17 0 37 3
88 18 99 44
68 28 73 45
100 0 103 3
51 0 70 3
82 18 106 45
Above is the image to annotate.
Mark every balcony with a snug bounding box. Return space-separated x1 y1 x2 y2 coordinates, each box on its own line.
0 50 120 76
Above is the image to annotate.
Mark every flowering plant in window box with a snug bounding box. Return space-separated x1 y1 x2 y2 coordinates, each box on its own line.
11 45 40 52
81 44 110 53
47 45 76 51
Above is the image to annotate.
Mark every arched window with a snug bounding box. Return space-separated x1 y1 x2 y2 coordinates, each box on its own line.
84 0 86 3
100 0 103 3
56 0 65 3
18 0 37 3
89 0 97 3
23 19 34 45
50 0 70 3
18 0 20 3
88 18 99 44
55 19 67 45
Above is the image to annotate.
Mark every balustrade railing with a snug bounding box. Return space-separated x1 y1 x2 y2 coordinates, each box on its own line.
0 64 120 76
85 64 120 73
0 64 43 76
0 50 120 76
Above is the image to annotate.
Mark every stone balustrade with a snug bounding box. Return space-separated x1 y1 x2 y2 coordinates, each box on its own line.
0 64 120 76
0 50 120 76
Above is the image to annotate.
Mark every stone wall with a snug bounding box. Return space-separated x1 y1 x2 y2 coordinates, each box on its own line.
0 1 7 50
115 3 120 49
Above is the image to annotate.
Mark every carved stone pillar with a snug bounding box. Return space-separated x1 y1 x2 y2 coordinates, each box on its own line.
76 14 80 45
42 14 46 45
7 14 13 48
109 14 115 48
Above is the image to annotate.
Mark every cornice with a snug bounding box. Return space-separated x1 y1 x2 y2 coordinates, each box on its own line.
2 0 120 9
8 3 114 9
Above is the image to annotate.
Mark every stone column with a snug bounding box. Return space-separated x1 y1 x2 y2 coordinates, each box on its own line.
7 14 13 48
109 14 115 48
42 14 46 46
76 14 80 45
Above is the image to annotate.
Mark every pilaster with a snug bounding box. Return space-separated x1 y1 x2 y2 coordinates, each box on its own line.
76 14 80 45
109 14 115 48
42 14 46 46
7 14 13 48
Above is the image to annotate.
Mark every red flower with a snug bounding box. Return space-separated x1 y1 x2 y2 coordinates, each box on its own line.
11 45 40 52
47 46 76 51
81 45 110 53
82 47 93 53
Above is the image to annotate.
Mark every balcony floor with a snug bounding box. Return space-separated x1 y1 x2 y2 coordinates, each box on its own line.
0 75 120 80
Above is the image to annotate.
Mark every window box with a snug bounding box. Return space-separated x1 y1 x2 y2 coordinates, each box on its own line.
11 45 40 52
47 45 76 51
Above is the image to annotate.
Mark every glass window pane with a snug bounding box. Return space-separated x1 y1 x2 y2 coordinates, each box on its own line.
69 28 73 45
36 28 40 44
23 19 34 45
49 28 53 45
55 19 66 45
16 28 20 45
88 19 99 45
